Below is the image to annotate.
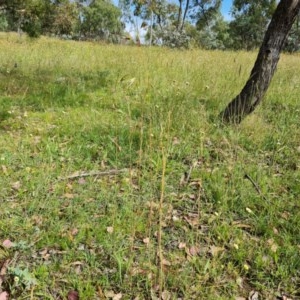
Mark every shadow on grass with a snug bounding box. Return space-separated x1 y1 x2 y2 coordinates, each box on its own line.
0 69 113 114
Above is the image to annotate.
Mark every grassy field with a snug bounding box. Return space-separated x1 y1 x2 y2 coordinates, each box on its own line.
0 32 299 300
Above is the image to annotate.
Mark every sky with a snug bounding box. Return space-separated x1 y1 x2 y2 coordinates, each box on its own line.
221 0 233 20
112 0 234 37
113 0 234 20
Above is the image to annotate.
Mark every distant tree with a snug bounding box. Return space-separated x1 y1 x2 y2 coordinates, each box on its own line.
213 16 233 49
220 0 300 123
144 1 190 47
0 0 54 37
229 0 277 50
191 0 221 31
118 0 170 45
119 0 222 47
0 10 8 31
21 0 48 37
161 0 222 47
52 1 79 36
80 0 123 41
285 12 300 52
0 0 26 32
189 12 232 49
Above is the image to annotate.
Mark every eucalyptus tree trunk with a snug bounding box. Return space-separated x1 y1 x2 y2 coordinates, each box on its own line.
177 0 183 30
180 0 190 32
149 9 153 46
220 0 300 124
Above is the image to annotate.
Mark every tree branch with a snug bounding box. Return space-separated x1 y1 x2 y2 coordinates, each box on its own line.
58 169 128 180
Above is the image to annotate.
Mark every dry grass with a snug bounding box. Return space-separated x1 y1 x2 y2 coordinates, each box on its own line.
0 33 299 299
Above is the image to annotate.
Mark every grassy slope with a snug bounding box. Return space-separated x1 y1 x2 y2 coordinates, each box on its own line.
0 33 299 299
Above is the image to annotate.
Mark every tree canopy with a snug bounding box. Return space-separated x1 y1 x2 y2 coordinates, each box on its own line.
0 0 299 51
0 0 124 40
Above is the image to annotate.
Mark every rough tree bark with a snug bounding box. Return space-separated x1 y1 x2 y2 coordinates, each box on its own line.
180 0 190 32
220 0 300 124
177 0 183 30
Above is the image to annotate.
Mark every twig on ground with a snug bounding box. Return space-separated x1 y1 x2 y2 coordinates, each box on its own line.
0 259 11 292
180 160 198 186
244 173 268 202
58 169 128 181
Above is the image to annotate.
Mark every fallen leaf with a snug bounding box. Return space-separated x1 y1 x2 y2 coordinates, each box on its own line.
162 290 171 300
33 136 41 145
189 178 202 188
1 165 8 175
130 266 146 276
31 215 43 225
97 286 105 298
127 77 136 86
78 178 86 185
143 237 150 244
172 137 180 145
43 253 51 260
146 201 159 209
282 295 293 300
70 261 84 266
248 290 259 300
105 290 122 299
2 239 13 248
188 194 196 200
232 221 252 229
113 293 122 300
66 183 73 190
178 242 186 249
236 277 243 288
187 245 200 257
150 289 160 300
209 245 224 257
67 290 79 300
104 291 115 298
0 292 9 300
161 258 171 266
77 244 85 251
39 248 48 256
39 248 51 260
184 216 199 227
107 227 114 234
172 215 180 221
75 265 82 274
71 228 79 236
267 239 278 253
179 174 187 186
281 211 290 220
64 193 74 199
270 243 278 253
11 181 21 191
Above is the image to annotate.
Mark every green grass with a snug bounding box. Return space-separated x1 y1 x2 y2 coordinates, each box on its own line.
0 32 299 299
